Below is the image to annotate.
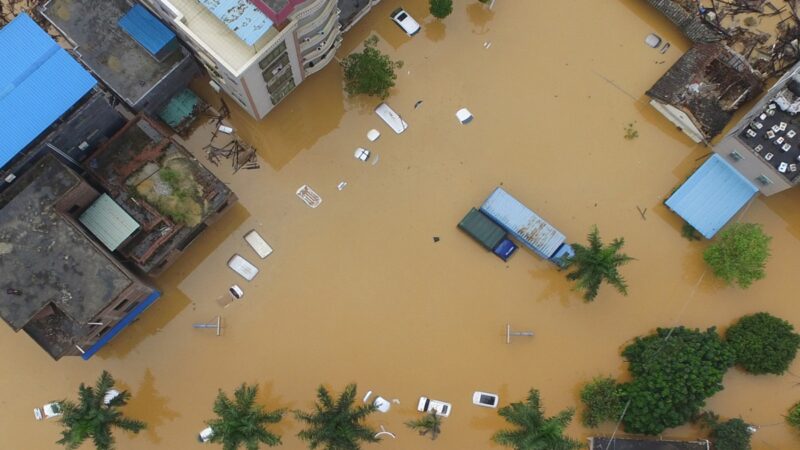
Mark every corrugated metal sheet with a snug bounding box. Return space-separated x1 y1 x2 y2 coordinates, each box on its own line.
480 187 566 258
458 208 505 250
665 154 758 239
0 13 96 168
80 194 140 251
198 0 274 46
117 4 176 56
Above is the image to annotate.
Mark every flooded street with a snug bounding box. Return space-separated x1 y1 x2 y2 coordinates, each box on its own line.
4 0 800 448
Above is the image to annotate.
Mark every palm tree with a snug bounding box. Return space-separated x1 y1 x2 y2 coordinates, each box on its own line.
492 389 581 450
56 371 146 450
294 384 378 450
564 225 632 301
405 410 442 440
207 383 284 449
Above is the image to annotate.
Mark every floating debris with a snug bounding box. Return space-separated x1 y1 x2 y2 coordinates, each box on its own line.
367 129 381 141
354 148 370 161
456 108 474 124
660 42 670 54
337 181 348 191
414 100 423 108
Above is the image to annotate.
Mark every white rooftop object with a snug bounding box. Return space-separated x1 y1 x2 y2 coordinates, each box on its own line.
244 230 273 259
472 391 499 408
374 396 391 413
227 254 259 281
296 185 322 208
104 389 120 405
456 108 474 124
198 426 214 443
645 33 662 48
375 103 408 134
367 129 381 141
354 147 370 161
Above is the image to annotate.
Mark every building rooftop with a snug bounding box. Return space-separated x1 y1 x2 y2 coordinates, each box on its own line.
736 84 800 183
644 0 724 44
0 13 96 168
41 0 186 107
165 0 279 71
85 116 234 273
647 43 764 141
198 0 273 46
0 156 131 355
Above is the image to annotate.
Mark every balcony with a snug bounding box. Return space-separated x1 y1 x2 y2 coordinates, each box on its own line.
300 10 340 53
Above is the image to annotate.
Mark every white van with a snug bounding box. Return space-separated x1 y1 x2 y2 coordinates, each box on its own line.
375 103 408 134
244 230 273 259
227 254 259 281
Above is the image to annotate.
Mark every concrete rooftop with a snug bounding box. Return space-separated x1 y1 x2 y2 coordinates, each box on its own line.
0 156 131 332
42 0 186 106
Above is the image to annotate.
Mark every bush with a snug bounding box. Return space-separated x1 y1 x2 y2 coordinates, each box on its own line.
787 402 800 431
712 418 753 450
726 312 800 375
429 0 453 19
580 377 624 428
341 35 403 99
703 223 771 288
620 327 735 435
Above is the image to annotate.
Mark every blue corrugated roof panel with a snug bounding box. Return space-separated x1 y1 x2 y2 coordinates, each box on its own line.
118 4 176 55
199 0 273 46
666 154 758 239
0 13 96 168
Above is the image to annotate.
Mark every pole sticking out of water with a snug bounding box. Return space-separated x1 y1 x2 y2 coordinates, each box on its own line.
506 323 534 344
193 316 222 336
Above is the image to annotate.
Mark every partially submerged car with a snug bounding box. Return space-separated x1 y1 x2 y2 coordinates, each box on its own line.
390 8 421 36
472 391 499 408
227 254 259 281
417 396 451 417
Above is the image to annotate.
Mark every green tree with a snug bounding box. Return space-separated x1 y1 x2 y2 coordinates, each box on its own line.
295 384 378 450
580 376 624 428
56 371 146 450
492 389 581 450
703 223 771 288
405 410 442 440
564 225 633 302
620 327 735 435
726 312 800 375
696 411 753 450
429 0 453 19
341 36 403 100
206 383 284 449
787 401 800 431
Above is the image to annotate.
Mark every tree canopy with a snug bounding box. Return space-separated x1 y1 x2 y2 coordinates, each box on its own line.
564 225 633 302
580 376 624 428
429 0 453 19
206 383 284 450
56 371 146 450
492 389 581 450
703 223 771 288
620 327 735 435
696 411 753 450
340 36 403 99
294 384 378 450
726 312 800 375
405 411 442 440
787 401 800 431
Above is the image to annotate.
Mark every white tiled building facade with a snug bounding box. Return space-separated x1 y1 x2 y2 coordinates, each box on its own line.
142 0 380 119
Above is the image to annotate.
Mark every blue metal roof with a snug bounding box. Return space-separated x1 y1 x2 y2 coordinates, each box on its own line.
0 13 96 168
199 0 273 46
81 290 161 360
665 154 758 239
118 4 176 56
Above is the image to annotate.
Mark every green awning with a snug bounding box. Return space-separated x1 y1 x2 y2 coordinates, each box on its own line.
80 194 140 251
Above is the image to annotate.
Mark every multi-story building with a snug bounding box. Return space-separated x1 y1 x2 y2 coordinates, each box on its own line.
84 115 237 275
141 0 377 119
0 155 160 360
41 0 200 115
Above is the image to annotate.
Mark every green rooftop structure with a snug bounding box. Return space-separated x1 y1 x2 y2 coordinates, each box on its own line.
158 89 203 134
80 193 140 251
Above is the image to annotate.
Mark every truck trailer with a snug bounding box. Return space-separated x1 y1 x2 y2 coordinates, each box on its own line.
479 187 573 267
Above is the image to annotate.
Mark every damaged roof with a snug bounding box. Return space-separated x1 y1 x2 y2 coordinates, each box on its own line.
647 43 764 140
644 0 724 43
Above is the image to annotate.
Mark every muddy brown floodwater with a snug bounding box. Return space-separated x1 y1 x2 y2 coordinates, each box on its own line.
3 1 800 449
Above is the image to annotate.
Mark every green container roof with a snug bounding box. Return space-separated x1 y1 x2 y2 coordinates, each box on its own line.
80 194 140 251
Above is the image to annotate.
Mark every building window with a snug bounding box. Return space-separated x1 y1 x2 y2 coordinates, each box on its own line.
729 151 743 161
124 301 140 314
114 299 129 311
756 174 773 186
